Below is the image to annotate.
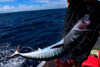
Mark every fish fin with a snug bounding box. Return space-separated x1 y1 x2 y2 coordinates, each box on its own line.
37 61 46 67
51 44 64 49
38 47 42 50
8 45 20 60
74 29 92 32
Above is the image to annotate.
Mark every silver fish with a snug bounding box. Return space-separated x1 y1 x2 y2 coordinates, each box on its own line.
8 14 91 61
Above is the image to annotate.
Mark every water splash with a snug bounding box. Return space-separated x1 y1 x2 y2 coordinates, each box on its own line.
0 43 25 67
1 57 25 67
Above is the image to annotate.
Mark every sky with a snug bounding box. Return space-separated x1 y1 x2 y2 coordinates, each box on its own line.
0 0 67 13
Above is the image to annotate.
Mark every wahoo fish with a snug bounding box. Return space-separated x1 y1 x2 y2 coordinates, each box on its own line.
8 14 91 61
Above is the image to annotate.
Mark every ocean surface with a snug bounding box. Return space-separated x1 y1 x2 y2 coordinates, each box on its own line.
0 9 66 67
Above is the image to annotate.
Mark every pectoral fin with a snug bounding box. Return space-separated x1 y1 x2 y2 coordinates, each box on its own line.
51 44 64 49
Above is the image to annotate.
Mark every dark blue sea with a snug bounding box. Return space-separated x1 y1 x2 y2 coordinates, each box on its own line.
0 9 66 67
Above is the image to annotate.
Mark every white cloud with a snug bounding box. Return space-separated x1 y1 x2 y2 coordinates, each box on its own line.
37 0 67 4
0 0 14 2
37 0 67 8
37 0 50 3
0 0 67 13
37 0 64 3
0 5 14 13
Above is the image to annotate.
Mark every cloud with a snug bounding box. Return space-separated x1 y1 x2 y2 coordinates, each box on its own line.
0 0 67 13
37 0 67 8
37 0 66 3
37 0 67 4
0 0 14 2
0 5 14 13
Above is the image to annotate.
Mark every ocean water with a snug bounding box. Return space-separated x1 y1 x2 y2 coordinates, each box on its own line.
0 9 66 67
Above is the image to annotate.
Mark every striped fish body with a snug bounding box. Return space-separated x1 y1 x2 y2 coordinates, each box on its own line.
9 14 91 61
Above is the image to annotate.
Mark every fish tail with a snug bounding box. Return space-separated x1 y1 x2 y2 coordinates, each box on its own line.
8 45 20 60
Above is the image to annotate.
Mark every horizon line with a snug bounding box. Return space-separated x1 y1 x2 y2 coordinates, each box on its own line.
0 7 67 14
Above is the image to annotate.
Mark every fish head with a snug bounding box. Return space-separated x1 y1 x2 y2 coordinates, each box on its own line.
78 14 91 30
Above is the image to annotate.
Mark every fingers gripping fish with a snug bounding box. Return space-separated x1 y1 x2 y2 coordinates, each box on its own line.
8 14 91 61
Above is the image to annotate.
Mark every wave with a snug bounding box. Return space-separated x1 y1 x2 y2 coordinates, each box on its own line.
0 9 66 67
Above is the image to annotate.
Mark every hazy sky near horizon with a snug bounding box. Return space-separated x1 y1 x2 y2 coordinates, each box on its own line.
0 0 67 13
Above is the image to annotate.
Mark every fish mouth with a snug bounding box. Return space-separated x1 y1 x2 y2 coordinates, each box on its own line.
78 14 91 30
